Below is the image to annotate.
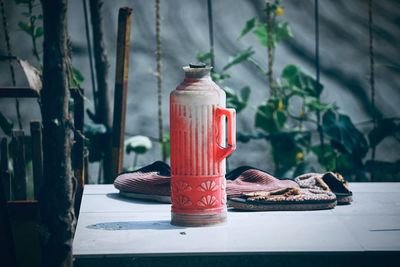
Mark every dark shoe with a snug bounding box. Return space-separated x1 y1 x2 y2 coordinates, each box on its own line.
294 172 353 205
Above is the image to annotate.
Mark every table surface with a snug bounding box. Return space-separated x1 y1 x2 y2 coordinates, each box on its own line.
73 183 400 258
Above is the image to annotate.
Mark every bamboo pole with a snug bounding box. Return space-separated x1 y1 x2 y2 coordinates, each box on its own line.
111 7 133 181
89 0 113 182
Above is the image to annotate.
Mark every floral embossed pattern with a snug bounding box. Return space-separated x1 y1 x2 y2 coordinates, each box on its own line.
197 180 218 192
197 195 218 208
177 195 192 207
174 181 192 193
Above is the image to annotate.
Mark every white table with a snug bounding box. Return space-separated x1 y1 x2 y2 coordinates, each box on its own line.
73 183 400 266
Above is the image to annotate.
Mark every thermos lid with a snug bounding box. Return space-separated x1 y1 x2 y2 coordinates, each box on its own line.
184 62 211 78
189 62 207 68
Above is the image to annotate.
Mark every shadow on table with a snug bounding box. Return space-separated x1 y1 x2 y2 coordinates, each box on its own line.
106 193 168 205
86 220 183 231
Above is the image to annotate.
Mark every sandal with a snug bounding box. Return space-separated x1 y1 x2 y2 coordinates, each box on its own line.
225 166 337 211
228 187 337 211
294 172 353 205
114 161 171 203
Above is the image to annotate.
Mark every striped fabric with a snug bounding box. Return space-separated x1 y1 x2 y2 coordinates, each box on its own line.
114 161 171 196
114 163 299 200
226 168 299 198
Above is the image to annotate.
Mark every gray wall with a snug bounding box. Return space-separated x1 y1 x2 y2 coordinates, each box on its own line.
1 0 399 179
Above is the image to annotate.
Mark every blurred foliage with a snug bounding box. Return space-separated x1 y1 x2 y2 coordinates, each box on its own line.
0 112 13 136
197 0 400 181
125 135 153 170
83 123 107 162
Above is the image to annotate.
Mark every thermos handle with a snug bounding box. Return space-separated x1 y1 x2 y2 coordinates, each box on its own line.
215 107 236 161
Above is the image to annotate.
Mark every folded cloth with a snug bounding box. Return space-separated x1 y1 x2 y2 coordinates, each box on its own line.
114 161 171 203
225 166 300 198
228 187 337 211
294 172 353 205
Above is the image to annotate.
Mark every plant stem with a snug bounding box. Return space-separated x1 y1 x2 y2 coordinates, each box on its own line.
155 0 166 161
82 0 98 115
207 0 215 69
266 2 275 97
314 0 325 165
28 0 40 63
133 153 138 170
369 0 376 181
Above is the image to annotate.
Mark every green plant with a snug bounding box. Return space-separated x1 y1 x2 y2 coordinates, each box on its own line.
15 0 42 62
198 0 400 181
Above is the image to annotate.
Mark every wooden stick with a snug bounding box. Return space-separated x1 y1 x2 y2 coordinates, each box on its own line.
72 90 84 216
11 130 26 200
0 151 17 266
30 121 43 200
0 138 10 200
40 0 75 264
83 148 89 185
89 0 113 183
111 7 132 181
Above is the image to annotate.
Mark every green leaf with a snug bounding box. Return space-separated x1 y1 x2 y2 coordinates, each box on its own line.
281 64 323 97
255 98 287 133
35 27 43 38
211 72 230 82
72 67 84 84
224 86 251 113
162 132 170 158
0 111 14 136
252 22 292 47
253 24 268 46
274 22 293 43
269 131 310 177
307 99 336 112
248 57 267 75
18 21 32 34
368 118 400 147
236 132 264 143
311 145 337 171
238 17 256 39
125 135 152 154
222 47 254 71
322 110 369 159
196 52 212 66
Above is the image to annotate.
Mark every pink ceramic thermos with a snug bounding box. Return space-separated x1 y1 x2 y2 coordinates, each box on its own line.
170 63 236 226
